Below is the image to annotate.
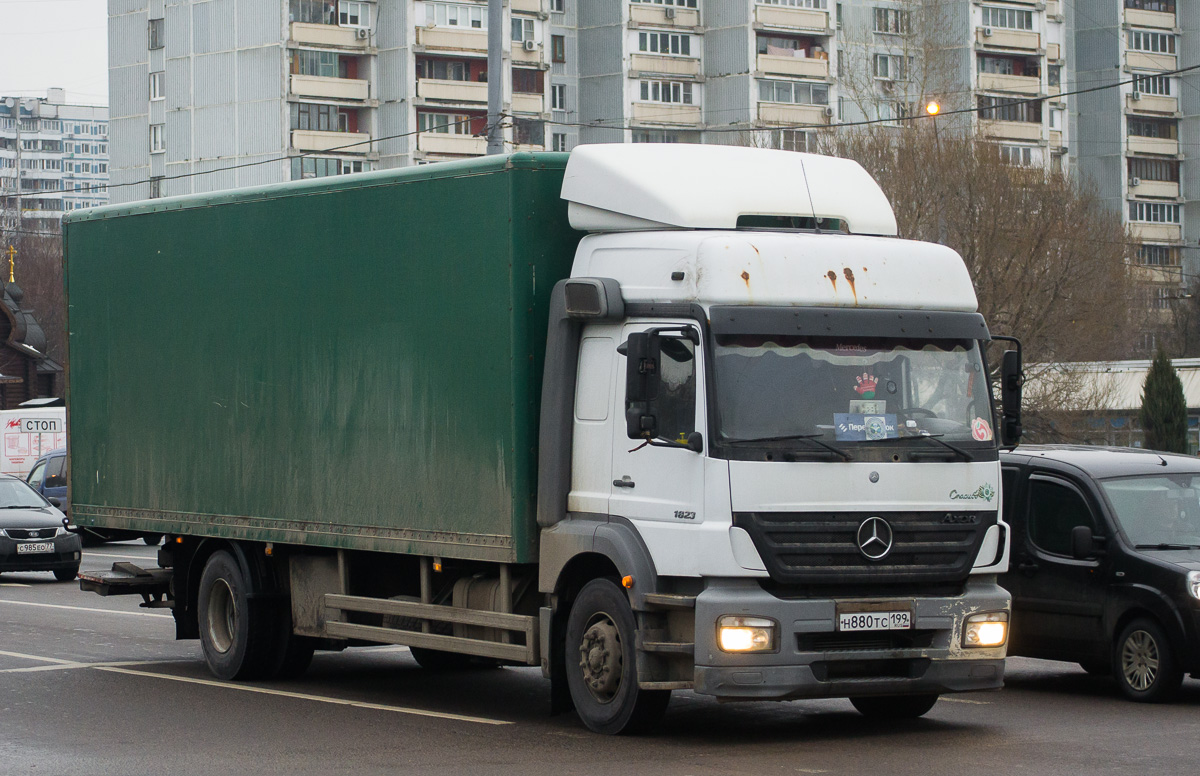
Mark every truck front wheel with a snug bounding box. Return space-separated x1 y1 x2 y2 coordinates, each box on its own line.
198 550 276 680
565 578 669 735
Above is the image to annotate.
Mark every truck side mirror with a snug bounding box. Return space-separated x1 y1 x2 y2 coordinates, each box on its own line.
622 332 662 439
1070 525 1095 559
1000 348 1023 447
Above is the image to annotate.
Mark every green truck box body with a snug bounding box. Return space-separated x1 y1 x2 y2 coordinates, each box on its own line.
63 153 579 563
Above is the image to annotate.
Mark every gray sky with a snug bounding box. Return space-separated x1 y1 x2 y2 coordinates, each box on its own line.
0 0 108 106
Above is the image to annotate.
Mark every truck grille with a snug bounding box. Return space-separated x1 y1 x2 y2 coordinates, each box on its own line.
733 511 993 585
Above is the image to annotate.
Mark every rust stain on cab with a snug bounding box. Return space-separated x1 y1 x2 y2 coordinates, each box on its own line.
843 267 857 303
826 270 838 291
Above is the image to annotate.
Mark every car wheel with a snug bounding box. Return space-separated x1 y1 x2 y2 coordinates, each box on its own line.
198 550 276 680
565 578 670 735
850 694 940 719
1114 618 1183 703
53 566 79 582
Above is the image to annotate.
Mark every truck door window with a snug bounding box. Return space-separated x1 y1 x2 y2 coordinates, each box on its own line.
45 456 65 488
653 337 697 444
27 461 46 489
1001 467 1018 524
1027 478 1097 557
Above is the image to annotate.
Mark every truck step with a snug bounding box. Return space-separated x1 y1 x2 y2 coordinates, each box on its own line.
642 593 696 610
640 640 694 656
638 680 694 691
77 562 173 608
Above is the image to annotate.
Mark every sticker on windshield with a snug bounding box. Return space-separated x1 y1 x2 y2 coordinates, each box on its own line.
835 413 898 441
853 373 879 399
849 400 886 414
971 417 993 442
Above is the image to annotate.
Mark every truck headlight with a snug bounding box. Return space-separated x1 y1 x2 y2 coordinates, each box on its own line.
1188 571 1200 601
717 615 777 653
963 611 1008 648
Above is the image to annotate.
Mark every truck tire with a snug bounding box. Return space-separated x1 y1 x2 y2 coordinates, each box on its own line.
53 565 79 582
198 550 277 680
565 578 670 735
850 694 939 719
1114 618 1183 703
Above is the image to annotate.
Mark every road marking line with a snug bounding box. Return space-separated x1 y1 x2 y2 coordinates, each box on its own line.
0 649 83 666
0 582 31 587
94 666 513 725
84 553 156 561
0 659 184 674
0 599 172 618
941 697 990 705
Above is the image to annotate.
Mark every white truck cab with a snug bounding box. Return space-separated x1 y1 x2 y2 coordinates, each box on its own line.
537 144 1018 732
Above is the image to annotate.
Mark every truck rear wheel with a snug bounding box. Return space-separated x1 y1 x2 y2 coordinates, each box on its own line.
565 578 670 735
198 550 277 680
850 694 939 719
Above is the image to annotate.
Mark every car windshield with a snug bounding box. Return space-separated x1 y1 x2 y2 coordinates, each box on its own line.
1100 474 1200 547
713 334 996 446
0 479 49 509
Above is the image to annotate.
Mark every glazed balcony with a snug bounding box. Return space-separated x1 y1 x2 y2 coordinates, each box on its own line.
757 53 829 79
290 74 369 101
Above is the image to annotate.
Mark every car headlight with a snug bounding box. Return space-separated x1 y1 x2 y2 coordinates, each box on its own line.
1188 571 1200 601
717 615 777 653
55 526 73 537
963 611 1008 648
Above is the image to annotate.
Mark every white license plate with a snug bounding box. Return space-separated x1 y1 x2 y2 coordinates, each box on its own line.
16 542 54 554
838 611 912 631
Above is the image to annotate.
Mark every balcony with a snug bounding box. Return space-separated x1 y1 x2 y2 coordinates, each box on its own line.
754 5 829 32
1046 0 1062 16
975 28 1040 51
757 53 829 79
630 54 702 77
290 22 370 50
417 78 488 104
512 41 544 65
1047 43 1061 61
1049 129 1063 148
512 0 542 12
1130 179 1180 198
291 74 370 101
630 4 700 27
1131 264 1184 285
1127 51 1177 71
1129 223 1181 242
1127 136 1178 155
417 132 487 156
631 102 703 126
417 26 487 53
292 129 371 153
1124 8 1175 28
979 120 1042 141
512 92 545 114
1127 93 1177 114
977 72 1041 95
758 102 830 126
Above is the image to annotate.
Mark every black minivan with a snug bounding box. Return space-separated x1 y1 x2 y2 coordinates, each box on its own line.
1000 445 1200 702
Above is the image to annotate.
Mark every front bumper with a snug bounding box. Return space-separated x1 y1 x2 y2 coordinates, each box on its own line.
691 576 1010 700
0 534 83 573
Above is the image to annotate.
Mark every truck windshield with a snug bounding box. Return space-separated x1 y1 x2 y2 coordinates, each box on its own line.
1100 475 1200 548
713 334 996 450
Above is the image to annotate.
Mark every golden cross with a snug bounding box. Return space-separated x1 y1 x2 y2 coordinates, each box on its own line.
4 245 13 284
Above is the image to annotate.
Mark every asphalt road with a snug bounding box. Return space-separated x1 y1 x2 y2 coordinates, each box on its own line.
2 543 1197 776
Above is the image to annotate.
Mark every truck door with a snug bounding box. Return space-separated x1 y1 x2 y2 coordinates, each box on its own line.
610 323 706 530
1011 473 1107 661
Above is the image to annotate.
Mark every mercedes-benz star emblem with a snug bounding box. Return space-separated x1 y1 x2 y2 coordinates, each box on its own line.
856 516 894 561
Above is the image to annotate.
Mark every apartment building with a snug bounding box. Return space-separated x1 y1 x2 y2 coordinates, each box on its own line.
0 89 110 233
108 0 550 203
1074 0 1195 345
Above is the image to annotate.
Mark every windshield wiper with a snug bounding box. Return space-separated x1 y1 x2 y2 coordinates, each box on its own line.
0 504 45 509
892 433 974 461
725 433 854 461
1135 543 1200 550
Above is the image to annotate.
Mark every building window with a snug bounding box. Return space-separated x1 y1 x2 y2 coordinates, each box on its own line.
1128 201 1180 223
551 0 564 11
552 132 567 151
977 95 1041 122
1127 30 1175 53
981 6 1032 30
638 32 692 56
512 68 544 94
631 0 697 6
511 17 534 42
339 1 368 27
1138 245 1180 266
1129 157 1179 182
1047 64 1061 86
292 50 344 78
149 123 165 153
552 35 565 63
756 0 827 8
148 18 164 49
427 3 487 30
631 129 701 142
873 7 910 34
149 176 163 198
1127 116 1177 138
149 71 165 100
291 0 336 24
291 103 350 132
551 83 566 110
416 57 470 80
418 112 472 134
771 129 809 151
999 145 1034 166
1132 74 1171 96
1125 0 1175 12
758 78 828 105
514 118 545 146
639 80 694 104
757 34 823 57
873 54 910 80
